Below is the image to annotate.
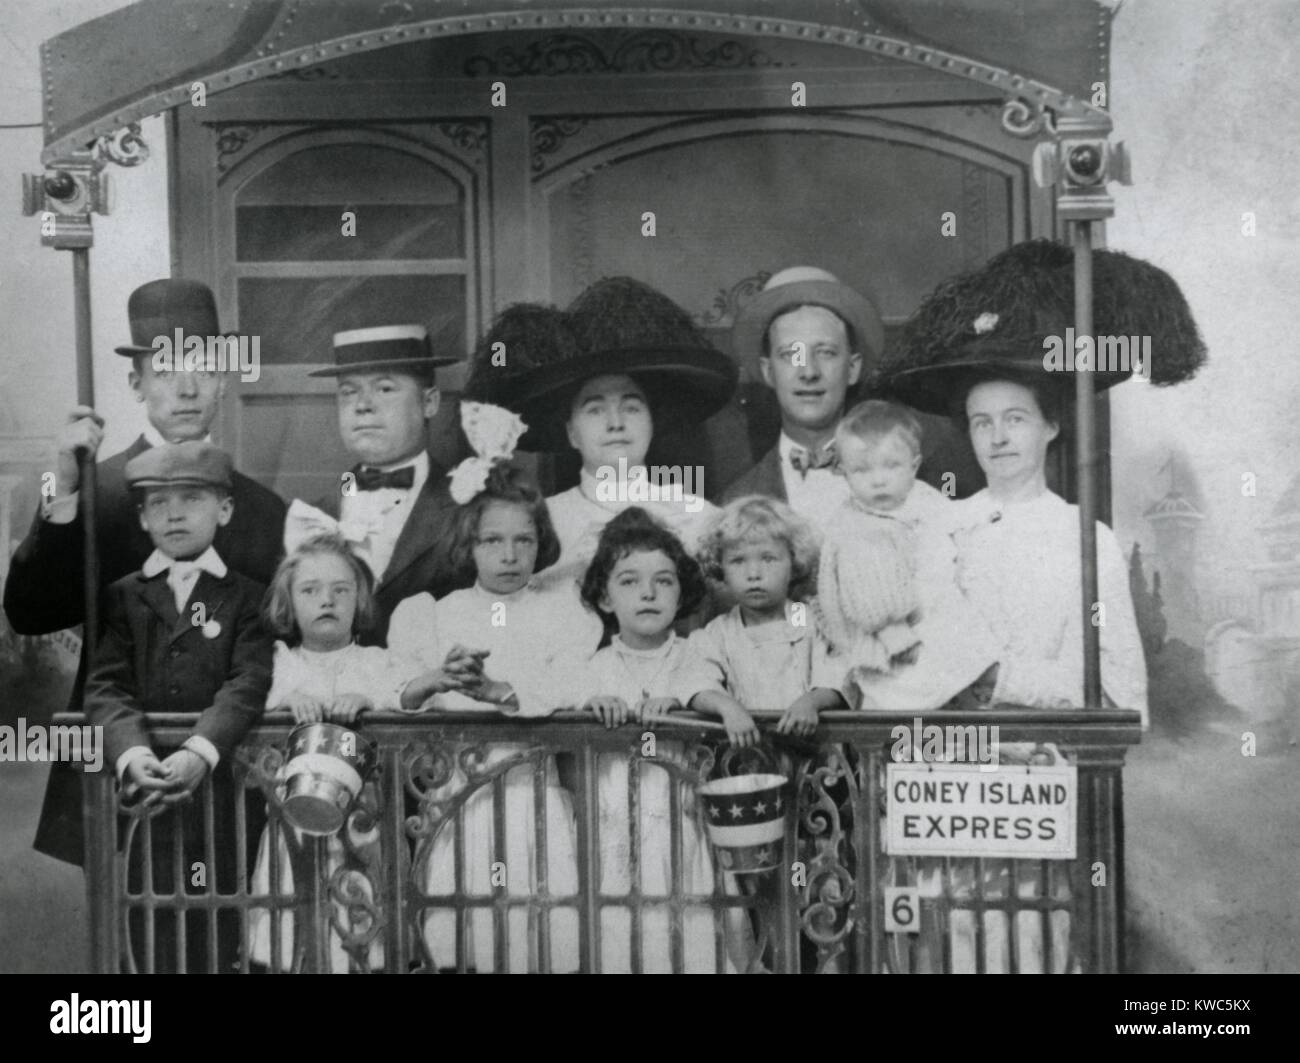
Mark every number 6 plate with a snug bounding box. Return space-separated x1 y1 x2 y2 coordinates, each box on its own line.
884 886 921 934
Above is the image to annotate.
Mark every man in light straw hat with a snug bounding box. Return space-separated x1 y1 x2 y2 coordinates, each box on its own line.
722 266 883 528
283 324 463 643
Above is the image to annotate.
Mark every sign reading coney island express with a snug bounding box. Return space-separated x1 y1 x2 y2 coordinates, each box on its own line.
884 762 1077 860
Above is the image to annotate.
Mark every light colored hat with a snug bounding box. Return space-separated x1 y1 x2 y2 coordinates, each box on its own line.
308 324 459 377
732 266 885 365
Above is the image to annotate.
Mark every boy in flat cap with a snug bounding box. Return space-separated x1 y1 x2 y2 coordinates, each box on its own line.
5 278 286 866
86 440 272 973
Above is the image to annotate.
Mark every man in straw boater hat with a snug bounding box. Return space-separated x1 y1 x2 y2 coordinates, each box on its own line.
5 278 286 866
282 324 463 643
873 238 1205 974
466 278 738 588
721 266 980 529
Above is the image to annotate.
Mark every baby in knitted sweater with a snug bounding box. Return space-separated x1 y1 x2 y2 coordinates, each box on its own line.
817 401 997 710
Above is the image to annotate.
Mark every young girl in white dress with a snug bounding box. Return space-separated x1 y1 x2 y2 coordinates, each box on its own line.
388 404 601 972
248 533 410 973
555 506 752 973
690 495 845 742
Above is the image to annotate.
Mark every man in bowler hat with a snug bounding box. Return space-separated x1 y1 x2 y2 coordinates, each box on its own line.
4 278 286 865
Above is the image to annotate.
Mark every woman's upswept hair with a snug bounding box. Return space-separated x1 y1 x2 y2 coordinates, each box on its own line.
580 507 707 629
696 494 820 602
447 464 561 585
263 532 376 642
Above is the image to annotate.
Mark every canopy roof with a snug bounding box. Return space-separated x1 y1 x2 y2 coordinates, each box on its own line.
41 0 1114 162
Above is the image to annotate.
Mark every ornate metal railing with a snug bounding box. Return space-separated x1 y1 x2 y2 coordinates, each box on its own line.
74 709 1141 974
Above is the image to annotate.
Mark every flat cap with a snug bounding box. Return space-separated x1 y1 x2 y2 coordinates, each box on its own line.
125 441 234 490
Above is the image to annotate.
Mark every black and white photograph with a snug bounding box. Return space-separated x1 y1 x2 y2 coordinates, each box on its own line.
0 0 1293 1006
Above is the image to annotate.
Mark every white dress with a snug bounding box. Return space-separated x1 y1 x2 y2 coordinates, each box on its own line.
819 481 999 711
688 603 835 713
249 641 410 973
900 489 1147 974
387 581 603 972
555 633 750 973
541 468 718 591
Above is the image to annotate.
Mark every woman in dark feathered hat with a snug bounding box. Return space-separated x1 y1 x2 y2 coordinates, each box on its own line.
880 238 1206 973
465 279 738 588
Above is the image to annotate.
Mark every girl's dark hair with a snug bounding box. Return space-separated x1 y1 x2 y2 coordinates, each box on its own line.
264 532 376 643
580 507 708 630
447 463 561 584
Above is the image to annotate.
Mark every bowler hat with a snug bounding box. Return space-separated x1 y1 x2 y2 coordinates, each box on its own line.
125 441 234 491
883 240 1208 415
471 278 738 453
308 324 459 378
115 279 237 356
731 266 885 366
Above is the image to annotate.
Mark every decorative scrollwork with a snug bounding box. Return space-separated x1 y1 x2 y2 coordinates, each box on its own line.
94 123 149 168
698 270 773 328
435 120 487 158
531 116 590 173
214 125 266 174
1001 96 1058 139
465 30 782 78
796 749 857 971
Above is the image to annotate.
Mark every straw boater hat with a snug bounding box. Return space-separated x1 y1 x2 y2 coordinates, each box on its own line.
883 240 1207 415
114 278 237 356
731 266 886 365
308 324 459 378
468 278 738 452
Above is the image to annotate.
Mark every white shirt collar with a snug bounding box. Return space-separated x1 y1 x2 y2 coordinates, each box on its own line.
777 432 835 462
142 545 227 579
611 632 677 659
366 450 429 479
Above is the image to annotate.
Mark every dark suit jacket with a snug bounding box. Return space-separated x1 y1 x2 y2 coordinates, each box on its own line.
316 456 464 646
4 434 286 864
721 444 786 505
86 568 272 767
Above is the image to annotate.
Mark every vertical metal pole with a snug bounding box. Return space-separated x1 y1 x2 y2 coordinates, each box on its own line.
1071 222 1103 709
72 247 99 659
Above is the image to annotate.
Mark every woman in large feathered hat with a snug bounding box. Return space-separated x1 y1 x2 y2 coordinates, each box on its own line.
879 238 1205 974
465 278 738 587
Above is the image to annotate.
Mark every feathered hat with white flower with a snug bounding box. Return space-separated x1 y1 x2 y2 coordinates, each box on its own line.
881 239 1207 414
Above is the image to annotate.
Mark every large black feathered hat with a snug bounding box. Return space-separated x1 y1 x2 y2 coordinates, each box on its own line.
470 278 737 452
883 239 1207 414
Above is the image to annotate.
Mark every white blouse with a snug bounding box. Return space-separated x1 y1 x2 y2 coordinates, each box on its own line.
688 605 834 713
387 580 604 716
556 632 723 710
266 641 409 712
541 468 718 589
950 488 1148 724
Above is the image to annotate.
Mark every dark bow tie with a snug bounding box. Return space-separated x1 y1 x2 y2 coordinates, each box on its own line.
354 465 416 492
788 443 836 479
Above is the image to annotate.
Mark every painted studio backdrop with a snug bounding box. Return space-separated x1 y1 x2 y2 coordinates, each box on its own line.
0 0 1296 974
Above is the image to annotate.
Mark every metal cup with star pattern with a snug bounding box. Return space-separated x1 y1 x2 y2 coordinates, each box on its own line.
697 773 789 873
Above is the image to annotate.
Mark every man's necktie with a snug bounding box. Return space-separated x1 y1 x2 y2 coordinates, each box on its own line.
354 465 416 492
789 444 836 479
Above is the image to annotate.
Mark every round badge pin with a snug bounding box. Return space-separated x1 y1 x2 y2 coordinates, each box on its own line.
201 619 222 639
